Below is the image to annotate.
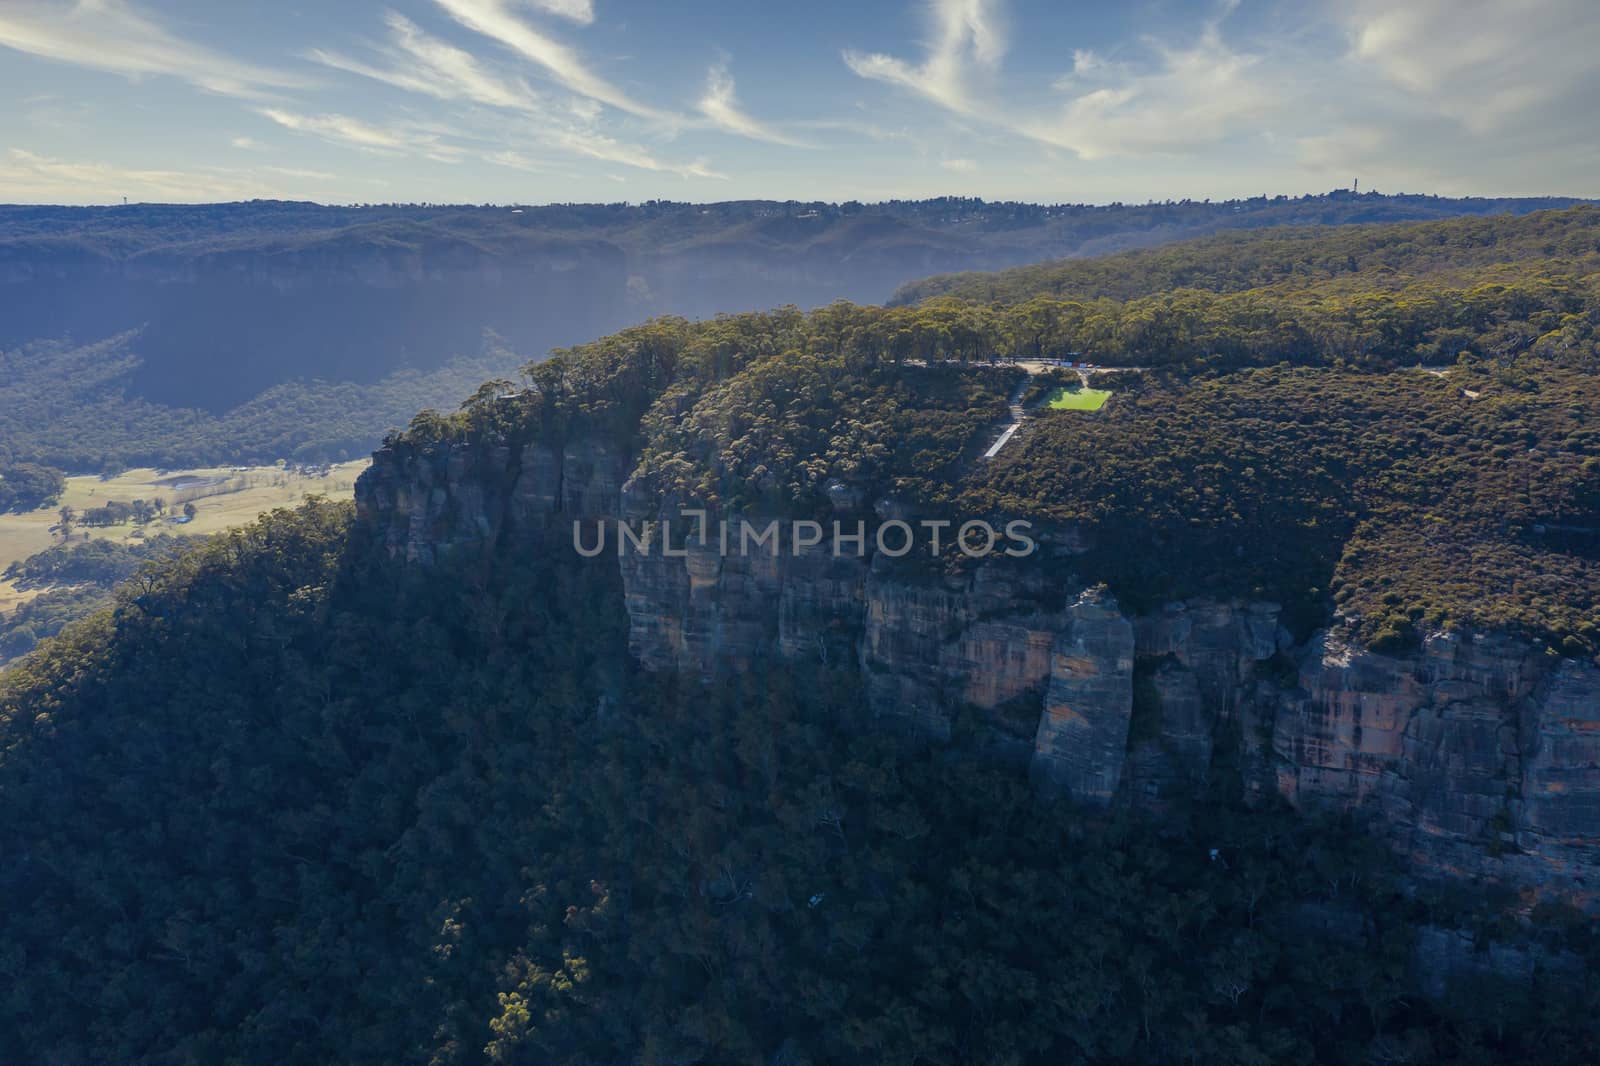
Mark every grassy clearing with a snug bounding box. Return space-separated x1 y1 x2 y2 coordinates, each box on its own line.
0 581 45 617
0 459 371 588
1045 386 1112 411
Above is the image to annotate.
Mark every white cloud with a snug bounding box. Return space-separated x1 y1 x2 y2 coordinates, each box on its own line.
485 149 551 172
0 147 273 202
0 0 303 99
1030 22 1274 159
257 108 465 163
536 125 725 178
432 0 671 120
261 165 340 181
258 108 408 150
791 117 922 145
1342 0 1600 134
0 149 369 204
309 12 719 178
308 12 543 112
1295 125 1389 172
1273 0 1600 193
940 157 976 172
843 0 1005 115
846 0 1276 161
519 0 595 26
696 64 808 147
488 133 722 179
483 112 729 176
1062 49 1102 80
231 136 264 150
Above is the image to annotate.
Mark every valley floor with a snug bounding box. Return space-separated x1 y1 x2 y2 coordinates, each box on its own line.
0 459 370 615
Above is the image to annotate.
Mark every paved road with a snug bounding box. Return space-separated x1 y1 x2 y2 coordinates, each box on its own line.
982 379 1031 459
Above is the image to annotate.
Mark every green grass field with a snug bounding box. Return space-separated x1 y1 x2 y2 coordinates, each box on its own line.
1045 386 1112 411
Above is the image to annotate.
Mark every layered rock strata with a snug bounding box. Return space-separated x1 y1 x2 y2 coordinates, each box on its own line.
357 437 1600 907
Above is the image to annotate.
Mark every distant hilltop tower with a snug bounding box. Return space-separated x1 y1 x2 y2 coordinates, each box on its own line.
1354 179 1359 193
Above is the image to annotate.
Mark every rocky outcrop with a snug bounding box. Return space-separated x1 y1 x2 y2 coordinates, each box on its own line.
1122 658 1211 804
1258 631 1600 904
1520 661 1600 900
1030 589 1135 804
355 434 625 563
859 562 1064 742
618 519 1600 905
354 438 1600 913
1412 924 1583 999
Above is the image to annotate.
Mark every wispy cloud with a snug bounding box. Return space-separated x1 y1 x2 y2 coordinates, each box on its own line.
309 11 720 178
843 0 1005 115
940 157 976 172
0 0 304 99
261 165 341 181
1029 18 1273 159
491 119 726 178
0 147 273 202
432 0 671 120
1284 0 1600 192
791 117 922 145
308 12 543 112
485 149 552 173
696 64 808 147
484 145 716 183
523 0 595 26
0 149 368 204
257 108 466 163
846 0 1600 187
493 134 722 178
1342 0 1600 134
846 0 1277 160
21 92 96 133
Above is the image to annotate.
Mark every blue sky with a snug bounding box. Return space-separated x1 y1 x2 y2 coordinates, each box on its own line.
2 0 1596 205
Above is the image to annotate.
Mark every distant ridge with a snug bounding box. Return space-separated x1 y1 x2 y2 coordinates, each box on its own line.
0 191 1588 470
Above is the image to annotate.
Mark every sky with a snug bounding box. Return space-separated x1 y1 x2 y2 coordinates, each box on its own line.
1 0 1597 206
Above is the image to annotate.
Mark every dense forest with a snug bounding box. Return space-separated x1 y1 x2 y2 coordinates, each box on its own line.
0 334 514 470
891 206 1600 305
3 502 1597 1064
0 534 196 661
967 365 1600 651
3 207 1600 1063
4 191 1580 261
0 460 65 512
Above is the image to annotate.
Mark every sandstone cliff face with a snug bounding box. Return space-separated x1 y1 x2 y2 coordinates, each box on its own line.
355 438 1600 911
1030 589 1135 804
1259 631 1600 904
1520 661 1600 897
355 434 625 563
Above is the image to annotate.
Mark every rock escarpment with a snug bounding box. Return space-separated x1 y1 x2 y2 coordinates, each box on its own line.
356 436 1600 909
1269 632 1600 901
355 434 625 564
1029 589 1136 803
